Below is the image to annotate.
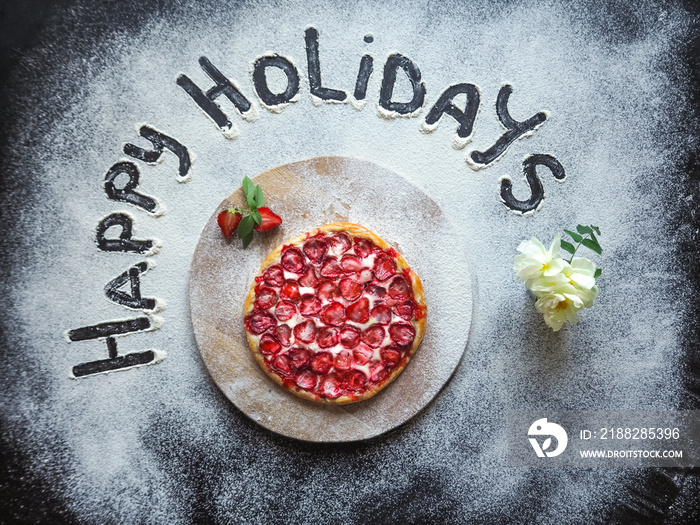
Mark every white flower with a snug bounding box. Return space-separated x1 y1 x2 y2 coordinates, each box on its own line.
515 235 601 331
514 236 567 283
535 290 586 331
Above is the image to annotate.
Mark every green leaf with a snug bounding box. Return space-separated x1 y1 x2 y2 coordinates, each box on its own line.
581 238 602 254
564 229 583 243
560 240 576 254
589 230 599 243
591 225 601 236
254 185 265 208
241 229 254 248
576 224 592 235
594 268 602 279
237 214 255 240
251 209 262 226
242 177 256 208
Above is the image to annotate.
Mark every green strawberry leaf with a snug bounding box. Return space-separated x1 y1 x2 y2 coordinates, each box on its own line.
560 240 576 254
564 229 583 243
582 238 602 254
594 268 602 278
251 209 262 226
237 214 255 241
241 229 254 248
254 185 265 208
576 224 592 235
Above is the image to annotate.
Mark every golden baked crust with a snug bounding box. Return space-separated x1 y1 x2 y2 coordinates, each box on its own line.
244 223 426 404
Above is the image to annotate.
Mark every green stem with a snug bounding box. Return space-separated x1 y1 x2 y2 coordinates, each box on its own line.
567 233 591 263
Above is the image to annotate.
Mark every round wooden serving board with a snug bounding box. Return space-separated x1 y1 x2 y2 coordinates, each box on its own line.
189 157 472 442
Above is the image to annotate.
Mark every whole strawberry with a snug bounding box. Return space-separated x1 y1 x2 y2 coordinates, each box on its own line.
217 176 283 247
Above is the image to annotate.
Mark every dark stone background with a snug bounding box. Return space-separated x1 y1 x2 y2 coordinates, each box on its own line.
1 1 699 523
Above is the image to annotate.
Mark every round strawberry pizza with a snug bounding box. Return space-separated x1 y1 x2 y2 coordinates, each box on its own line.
243 223 427 404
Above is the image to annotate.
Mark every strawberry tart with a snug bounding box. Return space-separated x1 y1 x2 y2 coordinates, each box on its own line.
243 223 426 404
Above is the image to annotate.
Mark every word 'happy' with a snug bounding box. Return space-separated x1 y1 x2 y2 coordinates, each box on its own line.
177 27 566 215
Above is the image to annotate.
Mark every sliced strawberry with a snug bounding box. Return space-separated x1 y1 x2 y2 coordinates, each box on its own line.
339 325 361 348
371 304 392 325
293 319 317 344
287 347 311 370
280 280 301 303
339 277 363 302
253 207 282 232
355 269 374 283
317 326 339 348
320 256 342 278
263 264 285 287
389 322 416 346
394 300 415 321
370 363 389 382
334 350 352 370
274 324 292 346
294 369 318 390
362 325 385 348
346 297 370 324
329 232 351 254
281 246 306 273
388 275 411 302
320 373 342 398
380 346 401 367
298 266 319 288
259 334 282 355
299 294 322 316
217 209 242 238
246 310 276 334
310 351 333 374
303 237 328 264
373 253 396 281
342 369 367 392
320 302 346 326
275 300 297 321
352 345 373 365
270 354 291 376
317 280 341 303
366 284 386 301
340 255 362 274
353 237 374 258
255 286 278 309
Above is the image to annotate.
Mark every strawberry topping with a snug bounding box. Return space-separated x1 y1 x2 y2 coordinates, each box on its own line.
281 246 306 273
346 297 370 324
293 319 317 344
255 286 279 309
299 294 322 316
320 302 346 326
339 325 361 348
320 256 342 278
249 229 423 401
317 280 341 303
329 232 351 254
389 322 416 346
370 304 392 325
274 324 292 346
339 277 363 301
275 301 297 321
263 264 285 287
246 311 276 334
280 280 301 303
303 237 328 264
362 325 385 348
340 255 363 274
310 351 333 374
317 326 339 348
